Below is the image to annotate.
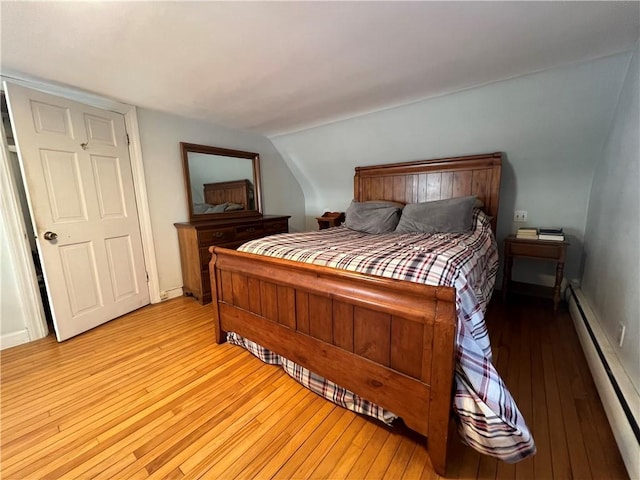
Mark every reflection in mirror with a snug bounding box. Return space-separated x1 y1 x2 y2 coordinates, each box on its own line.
180 143 262 222
188 153 255 211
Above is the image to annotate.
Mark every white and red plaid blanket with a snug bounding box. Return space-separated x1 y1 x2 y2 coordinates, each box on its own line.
229 210 535 462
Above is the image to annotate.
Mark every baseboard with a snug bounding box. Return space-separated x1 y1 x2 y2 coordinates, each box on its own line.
157 287 184 303
0 329 30 350
567 287 639 479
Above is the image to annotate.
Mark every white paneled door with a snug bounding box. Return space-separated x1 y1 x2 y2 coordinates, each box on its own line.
4 83 149 341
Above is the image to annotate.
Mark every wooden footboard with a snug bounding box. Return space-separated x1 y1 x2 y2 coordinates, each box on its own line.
209 246 457 476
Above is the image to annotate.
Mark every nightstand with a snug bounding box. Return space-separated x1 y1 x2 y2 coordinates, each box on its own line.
316 212 345 230
502 235 569 311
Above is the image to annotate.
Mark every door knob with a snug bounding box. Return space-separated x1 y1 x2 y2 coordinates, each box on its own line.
43 231 58 241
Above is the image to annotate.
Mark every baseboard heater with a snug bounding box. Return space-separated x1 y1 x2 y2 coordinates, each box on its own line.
567 286 639 479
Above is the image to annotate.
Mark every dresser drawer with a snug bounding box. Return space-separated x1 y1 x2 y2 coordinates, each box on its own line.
235 223 264 240
198 227 235 245
264 220 289 234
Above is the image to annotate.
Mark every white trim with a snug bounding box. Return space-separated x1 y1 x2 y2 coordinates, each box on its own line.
124 107 161 303
1 73 161 310
0 330 32 350
0 105 48 342
161 287 184 302
1 70 132 113
568 288 639 480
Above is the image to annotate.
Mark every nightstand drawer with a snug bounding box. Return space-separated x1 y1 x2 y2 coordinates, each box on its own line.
199 227 235 245
509 242 563 260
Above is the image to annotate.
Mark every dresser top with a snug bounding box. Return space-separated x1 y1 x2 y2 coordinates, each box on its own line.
174 214 290 229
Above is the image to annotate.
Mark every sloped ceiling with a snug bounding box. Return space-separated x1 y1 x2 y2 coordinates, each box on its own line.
1 1 638 136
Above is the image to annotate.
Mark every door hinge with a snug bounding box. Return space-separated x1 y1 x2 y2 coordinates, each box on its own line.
126 133 130 146
146 271 149 282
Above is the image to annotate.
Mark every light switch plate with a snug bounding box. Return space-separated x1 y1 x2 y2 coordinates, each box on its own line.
514 210 528 222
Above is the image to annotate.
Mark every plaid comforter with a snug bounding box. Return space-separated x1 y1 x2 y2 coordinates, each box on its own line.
230 210 535 462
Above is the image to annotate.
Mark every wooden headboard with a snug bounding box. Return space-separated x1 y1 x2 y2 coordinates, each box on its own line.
354 152 502 233
203 179 252 209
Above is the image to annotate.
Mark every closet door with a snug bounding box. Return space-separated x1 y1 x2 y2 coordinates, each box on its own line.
4 82 149 341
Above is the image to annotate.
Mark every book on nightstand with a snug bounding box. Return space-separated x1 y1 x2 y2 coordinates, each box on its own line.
538 227 564 241
516 227 538 239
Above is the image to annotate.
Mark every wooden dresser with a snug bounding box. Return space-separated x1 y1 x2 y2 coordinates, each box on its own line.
175 215 290 304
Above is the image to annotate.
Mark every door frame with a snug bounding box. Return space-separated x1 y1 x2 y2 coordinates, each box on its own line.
1 72 161 342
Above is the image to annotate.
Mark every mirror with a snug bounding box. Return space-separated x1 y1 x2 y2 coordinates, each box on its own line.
181 142 262 222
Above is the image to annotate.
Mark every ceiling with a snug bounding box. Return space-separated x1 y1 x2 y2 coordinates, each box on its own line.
1 1 638 137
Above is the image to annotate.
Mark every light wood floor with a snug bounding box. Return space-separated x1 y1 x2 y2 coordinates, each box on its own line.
1 295 627 479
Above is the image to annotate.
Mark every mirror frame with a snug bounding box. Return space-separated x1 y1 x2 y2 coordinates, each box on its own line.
180 142 263 222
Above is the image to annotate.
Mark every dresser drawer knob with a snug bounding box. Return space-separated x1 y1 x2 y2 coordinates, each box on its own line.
214 231 224 238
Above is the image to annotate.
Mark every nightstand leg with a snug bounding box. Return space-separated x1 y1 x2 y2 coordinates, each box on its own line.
553 261 565 311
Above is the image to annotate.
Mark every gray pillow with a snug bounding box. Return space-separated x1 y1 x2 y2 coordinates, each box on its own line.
395 196 477 234
345 200 403 234
209 202 229 213
224 202 245 211
193 202 227 214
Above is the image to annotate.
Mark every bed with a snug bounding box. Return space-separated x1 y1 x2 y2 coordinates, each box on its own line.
208 152 535 475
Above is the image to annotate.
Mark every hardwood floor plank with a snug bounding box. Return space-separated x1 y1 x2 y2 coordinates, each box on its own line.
3 362 222 476
198 390 320 479
128 373 296 478
361 431 403 480
529 312 553 479
168 381 301 477
401 442 431 480
308 415 369 479
44 411 175 479
46 363 276 479
230 397 334 480
384 434 418 479
249 401 338 480
513 307 534 480
457 443 482 479
283 413 364 479
271 408 357 479
542 342 573 478
345 425 392 479
559 312 627 477
175 386 311 477
549 315 592 479
0 296 626 480
320 420 380 479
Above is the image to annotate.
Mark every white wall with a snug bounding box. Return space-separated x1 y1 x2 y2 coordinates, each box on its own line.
582 41 639 393
271 53 632 285
136 109 305 295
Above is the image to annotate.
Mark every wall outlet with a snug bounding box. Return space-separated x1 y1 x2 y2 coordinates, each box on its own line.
514 210 528 222
617 323 626 347
159 291 169 301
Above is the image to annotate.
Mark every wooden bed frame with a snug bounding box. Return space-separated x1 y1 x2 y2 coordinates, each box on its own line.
208 152 502 476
